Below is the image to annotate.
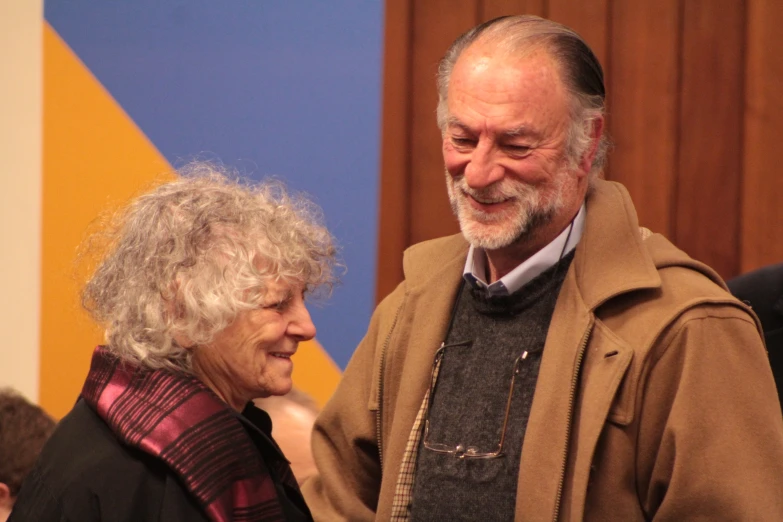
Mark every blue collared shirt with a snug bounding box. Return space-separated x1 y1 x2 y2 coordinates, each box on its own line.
463 204 586 297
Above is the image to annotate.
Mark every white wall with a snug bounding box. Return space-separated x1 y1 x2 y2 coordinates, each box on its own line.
0 0 43 401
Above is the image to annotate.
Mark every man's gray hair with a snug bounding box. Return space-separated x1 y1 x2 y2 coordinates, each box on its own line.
81 162 339 373
436 15 610 178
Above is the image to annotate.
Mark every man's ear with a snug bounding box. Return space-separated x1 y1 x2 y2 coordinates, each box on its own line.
0 482 14 509
579 116 605 174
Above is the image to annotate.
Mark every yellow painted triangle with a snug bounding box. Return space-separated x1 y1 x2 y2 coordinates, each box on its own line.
40 22 339 417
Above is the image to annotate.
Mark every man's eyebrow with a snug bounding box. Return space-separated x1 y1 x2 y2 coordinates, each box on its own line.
445 117 542 140
445 117 472 133
500 125 541 140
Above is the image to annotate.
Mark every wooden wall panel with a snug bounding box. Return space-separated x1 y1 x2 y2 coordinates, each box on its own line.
742 0 783 272
409 0 477 245
377 0 413 301
481 0 546 20
608 1 681 238
547 0 609 69
378 0 782 303
676 0 745 278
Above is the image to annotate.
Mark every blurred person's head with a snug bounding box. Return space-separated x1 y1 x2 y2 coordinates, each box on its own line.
255 388 320 484
0 389 56 521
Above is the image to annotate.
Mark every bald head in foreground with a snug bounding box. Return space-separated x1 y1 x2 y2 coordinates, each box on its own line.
301 15 783 521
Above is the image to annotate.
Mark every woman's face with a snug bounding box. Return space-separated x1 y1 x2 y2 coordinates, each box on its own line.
191 279 316 410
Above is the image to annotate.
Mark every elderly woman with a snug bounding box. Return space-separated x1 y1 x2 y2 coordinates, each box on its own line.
9 164 337 522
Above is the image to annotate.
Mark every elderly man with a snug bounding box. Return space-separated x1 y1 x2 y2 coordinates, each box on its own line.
302 15 783 521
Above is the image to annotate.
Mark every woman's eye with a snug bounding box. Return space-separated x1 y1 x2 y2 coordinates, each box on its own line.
263 297 290 311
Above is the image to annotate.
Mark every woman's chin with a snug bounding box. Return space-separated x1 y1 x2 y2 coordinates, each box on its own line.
258 379 293 398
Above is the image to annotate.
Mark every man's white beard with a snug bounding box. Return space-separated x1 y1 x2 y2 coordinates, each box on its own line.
446 169 568 251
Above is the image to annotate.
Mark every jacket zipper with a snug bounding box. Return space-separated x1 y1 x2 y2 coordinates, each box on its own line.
375 303 402 471
552 317 594 522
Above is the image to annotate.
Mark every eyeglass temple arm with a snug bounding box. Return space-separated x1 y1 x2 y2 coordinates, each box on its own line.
496 351 529 451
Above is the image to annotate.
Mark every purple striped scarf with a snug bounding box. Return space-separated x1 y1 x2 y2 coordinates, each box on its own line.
81 346 296 521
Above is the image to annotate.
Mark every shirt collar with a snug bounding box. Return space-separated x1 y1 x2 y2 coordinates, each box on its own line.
463 203 586 296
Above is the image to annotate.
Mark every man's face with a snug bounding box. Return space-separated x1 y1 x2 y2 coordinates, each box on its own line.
442 46 585 251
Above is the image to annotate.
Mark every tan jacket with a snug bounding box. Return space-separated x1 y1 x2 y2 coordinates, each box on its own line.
302 180 783 521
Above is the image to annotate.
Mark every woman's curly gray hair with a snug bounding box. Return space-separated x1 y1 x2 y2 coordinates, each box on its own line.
81 162 339 373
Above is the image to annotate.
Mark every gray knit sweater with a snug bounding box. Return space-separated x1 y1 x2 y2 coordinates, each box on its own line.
410 251 574 522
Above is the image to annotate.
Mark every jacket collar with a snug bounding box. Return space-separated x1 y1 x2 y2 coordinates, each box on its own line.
572 180 662 309
515 180 658 521
402 179 664 306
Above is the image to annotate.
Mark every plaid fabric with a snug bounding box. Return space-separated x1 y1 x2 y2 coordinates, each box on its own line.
81 346 297 522
390 356 443 521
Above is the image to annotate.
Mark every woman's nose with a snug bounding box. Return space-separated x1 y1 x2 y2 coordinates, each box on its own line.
289 300 316 341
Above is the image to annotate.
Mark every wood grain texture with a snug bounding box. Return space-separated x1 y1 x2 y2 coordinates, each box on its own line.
377 0 413 302
547 0 609 69
608 1 681 238
742 0 783 272
676 0 745 279
409 0 477 245
480 0 546 20
378 0 780 301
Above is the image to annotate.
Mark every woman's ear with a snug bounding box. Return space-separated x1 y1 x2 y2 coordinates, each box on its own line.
163 277 197 349
172 331 196 350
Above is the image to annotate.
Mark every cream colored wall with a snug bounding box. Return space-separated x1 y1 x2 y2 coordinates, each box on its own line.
0 0 43 402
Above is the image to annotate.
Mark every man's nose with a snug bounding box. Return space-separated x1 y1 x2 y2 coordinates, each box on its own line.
463 142 504 188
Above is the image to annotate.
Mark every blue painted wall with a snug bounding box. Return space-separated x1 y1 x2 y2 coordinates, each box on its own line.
45 0 384 367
